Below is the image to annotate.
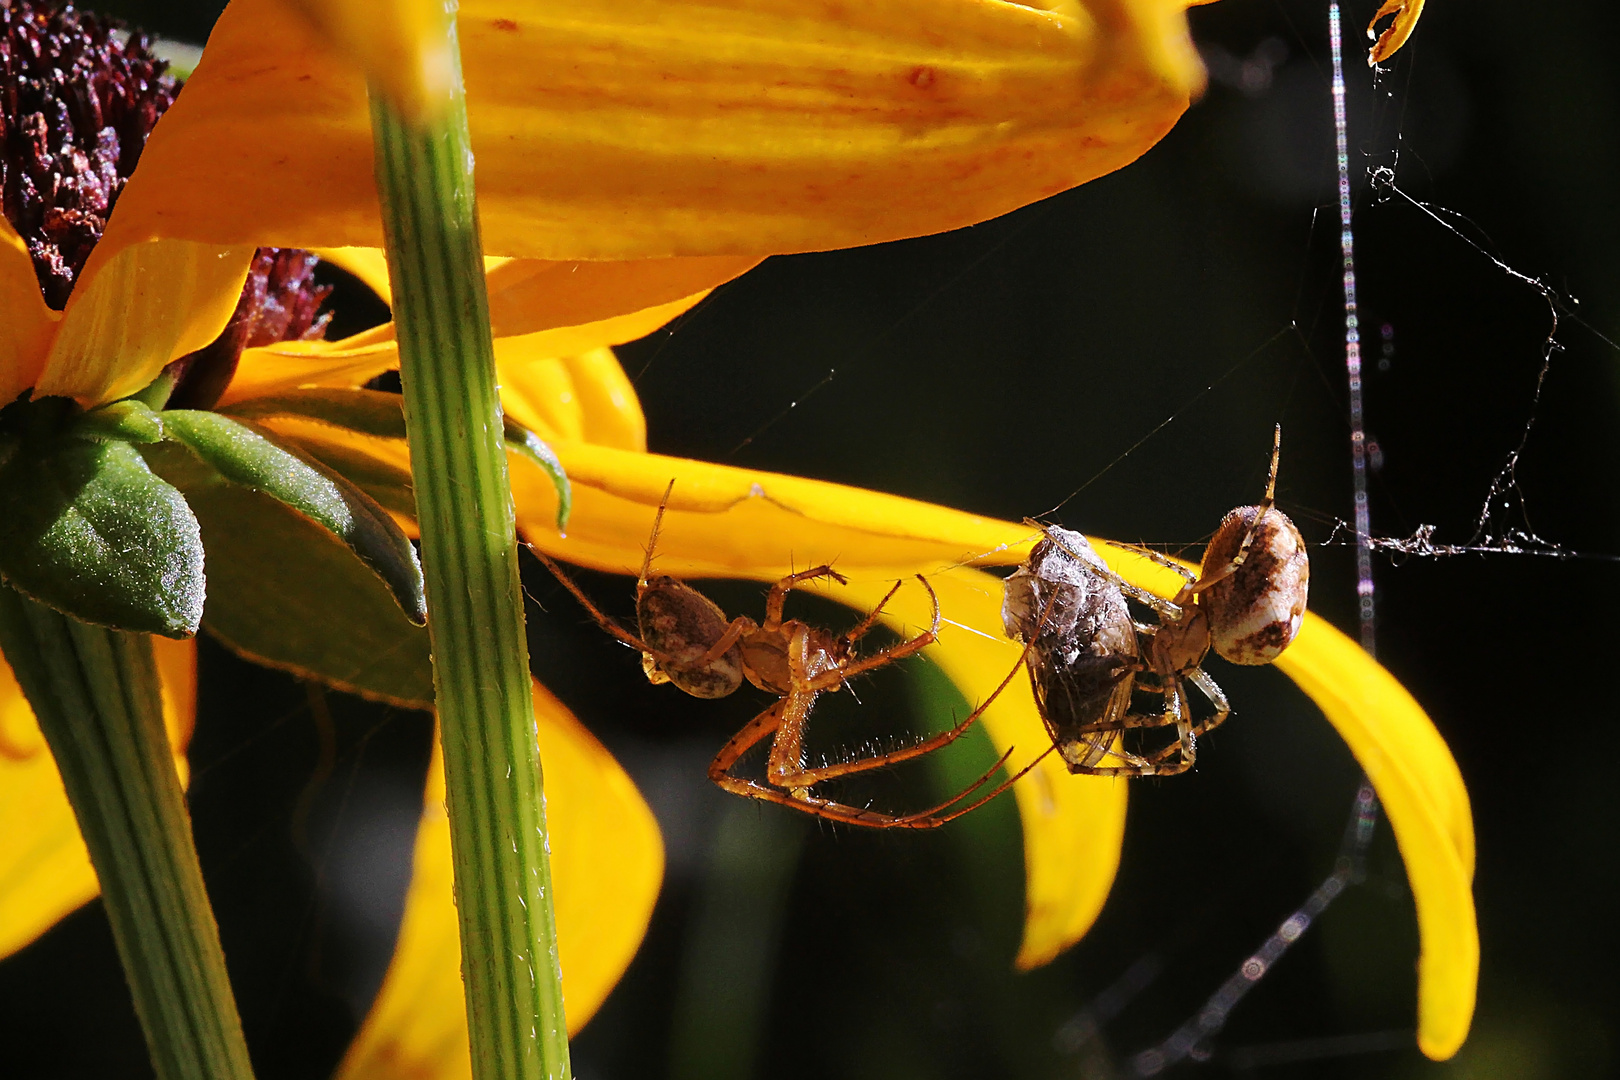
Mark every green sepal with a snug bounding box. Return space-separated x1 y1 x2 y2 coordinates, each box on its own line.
75 399 166 444
0 436 204 638
152 451 433 709
159 410 426 625
506 425 571 532
224 388 573 531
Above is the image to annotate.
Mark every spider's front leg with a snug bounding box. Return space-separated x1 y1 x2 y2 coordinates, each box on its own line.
762 565 848 628
803 575 942 692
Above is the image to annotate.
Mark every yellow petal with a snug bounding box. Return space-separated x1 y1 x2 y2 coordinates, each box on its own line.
119 0 1202 259
313 247 395 303
516 442 1029 572
0 636 196 959
498 346 646 452
0 215 56 405
511 443 1475 1052
1367 0 1426 65
335 681 663 1080
834 569 1126 969
311 248 513 308
277 0 452 123
1275 617 1476 1059
219 334 400 406
35 239 255 406
558 349 647 453
483 257 759 339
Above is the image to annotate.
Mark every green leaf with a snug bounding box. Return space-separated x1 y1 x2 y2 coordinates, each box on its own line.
166 462 433 709
224 388 573 531
0 437 204 637
160 410 425 624
281 435 417 520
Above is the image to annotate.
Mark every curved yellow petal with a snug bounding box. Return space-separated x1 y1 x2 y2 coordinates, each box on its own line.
118 0 1202 259
219 335 400 406
335 681 663 1080
835 569 1126 970
0 636 196 960
517 442 1030 572
35 239 255 406
1275 617 1476 1059
558 349 647 453
498 346 646 452
0 215 56 405
314 247 395 304
278 0 451 123
1367 0 1426 65
483 257 759 339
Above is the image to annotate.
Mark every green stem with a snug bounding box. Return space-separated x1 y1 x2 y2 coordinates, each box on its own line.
367 26 571 1080
0 585 255 1080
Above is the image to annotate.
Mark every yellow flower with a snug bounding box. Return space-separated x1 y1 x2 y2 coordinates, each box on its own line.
0 0 1466 1072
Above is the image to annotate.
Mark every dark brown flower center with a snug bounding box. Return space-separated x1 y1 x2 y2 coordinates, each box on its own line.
0 1 179 308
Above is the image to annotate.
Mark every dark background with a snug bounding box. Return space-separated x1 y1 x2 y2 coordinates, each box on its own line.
5 1 1618 1077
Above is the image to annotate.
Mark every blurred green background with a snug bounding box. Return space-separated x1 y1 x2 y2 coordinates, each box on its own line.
4 1 1618 1078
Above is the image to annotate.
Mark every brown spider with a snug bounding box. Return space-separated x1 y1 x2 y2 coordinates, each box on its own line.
1002 426 1309 776
530 483 1038 828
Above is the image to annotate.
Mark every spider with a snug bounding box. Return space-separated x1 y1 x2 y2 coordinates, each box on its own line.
1002 426 1309 776
530 483 1039 828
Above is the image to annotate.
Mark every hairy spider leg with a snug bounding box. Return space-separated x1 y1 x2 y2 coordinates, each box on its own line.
762 565 850 628
636 478 678 587
529 547 680 665
708 697 1024 829
1175 423 1284 604
769 597 1048 789
833 577 903 646
799 575 942 692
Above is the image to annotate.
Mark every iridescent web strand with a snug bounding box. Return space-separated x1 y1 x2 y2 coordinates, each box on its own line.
1129 9 1387 1071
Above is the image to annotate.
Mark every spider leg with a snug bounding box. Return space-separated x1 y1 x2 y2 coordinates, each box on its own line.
763 565 849 628
1182 425 1285 599
636 478 678 587
839 578 904 647
696 615 757 664
771 602 1042 788
801 575 941 692
530 547 677 663
709 698 1020 829
1183 666 1232 738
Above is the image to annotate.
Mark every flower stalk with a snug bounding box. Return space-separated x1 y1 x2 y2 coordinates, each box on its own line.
0 585 255 1080
367 19 571 1080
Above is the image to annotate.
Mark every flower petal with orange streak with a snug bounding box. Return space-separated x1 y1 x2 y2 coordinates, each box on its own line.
334 681 663 1080
0 216 56 405
0 636 197 959
34 239 255 406
118 0 1203 260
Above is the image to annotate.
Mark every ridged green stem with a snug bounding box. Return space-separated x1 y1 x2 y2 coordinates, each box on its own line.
367 27 571 1080
0 584 255 1080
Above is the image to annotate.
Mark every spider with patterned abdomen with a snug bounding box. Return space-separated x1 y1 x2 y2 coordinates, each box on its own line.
530 482 1041 828
1003 426 1309 776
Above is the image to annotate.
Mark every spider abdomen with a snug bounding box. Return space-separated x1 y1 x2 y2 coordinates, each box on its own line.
637 577 745 698
1200 506 1309 665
